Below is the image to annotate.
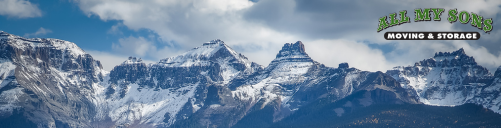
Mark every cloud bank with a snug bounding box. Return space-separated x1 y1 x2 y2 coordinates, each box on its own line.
73 0 501 72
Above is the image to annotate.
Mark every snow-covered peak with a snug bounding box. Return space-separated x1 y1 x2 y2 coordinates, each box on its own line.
45 38 87 56
158 39 250 67
0 31 16 40
0 31 9 36
387 48 494 108
122 56 144 65
202 39 225 46
0 31 9 35
1 32 86 57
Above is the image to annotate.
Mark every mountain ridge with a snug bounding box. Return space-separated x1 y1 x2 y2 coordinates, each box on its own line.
0 31 500 128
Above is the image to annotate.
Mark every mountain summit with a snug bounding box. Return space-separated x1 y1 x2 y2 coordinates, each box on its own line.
420 48 478 67
158 39 252 68
266 41 315 73
275 41 309 60
433 48 466 58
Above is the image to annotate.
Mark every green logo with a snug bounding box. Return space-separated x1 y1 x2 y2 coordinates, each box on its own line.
377 8 493 33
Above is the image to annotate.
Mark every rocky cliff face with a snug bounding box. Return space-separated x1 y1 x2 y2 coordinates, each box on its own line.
0 31 105 128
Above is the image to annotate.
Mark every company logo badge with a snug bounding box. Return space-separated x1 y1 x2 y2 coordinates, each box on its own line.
378 8 493 40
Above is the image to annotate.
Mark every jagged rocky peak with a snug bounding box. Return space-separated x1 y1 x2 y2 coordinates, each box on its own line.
338 62 349 69
267 41 314 68
275 41 309 59
203 39 225 46
387 48 491 80
122 56 143 64
418 48 477 67
114 56 148 70
433 48 465 58
265 41 316 74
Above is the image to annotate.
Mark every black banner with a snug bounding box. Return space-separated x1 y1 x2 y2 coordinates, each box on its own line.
384 32 480 40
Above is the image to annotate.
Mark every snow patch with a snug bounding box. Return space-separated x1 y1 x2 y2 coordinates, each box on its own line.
94 81 200 126
0 60 16 89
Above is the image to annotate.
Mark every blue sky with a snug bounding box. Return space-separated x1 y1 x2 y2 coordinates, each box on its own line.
1 0 501 72
0 0 158 51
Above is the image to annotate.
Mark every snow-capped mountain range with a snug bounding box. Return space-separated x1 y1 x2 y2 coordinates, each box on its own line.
0 31 500 128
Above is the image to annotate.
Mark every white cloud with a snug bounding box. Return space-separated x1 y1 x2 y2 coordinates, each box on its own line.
305 39 394 72
74 0 298 66
74 0 296 45
107 23 124 35
74 0 501 73
0 0 41 18
24 27 52 37
112 36 154 57
111 36 185 61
